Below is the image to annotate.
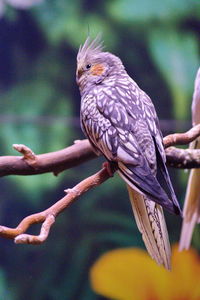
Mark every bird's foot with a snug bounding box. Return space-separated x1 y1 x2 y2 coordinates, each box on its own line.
102 161 117 177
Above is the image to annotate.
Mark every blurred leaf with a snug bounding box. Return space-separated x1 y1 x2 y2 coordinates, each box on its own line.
148 29 199 120
107 0 197 23
0 78 73 201
33 1 116 50
32 0 81 46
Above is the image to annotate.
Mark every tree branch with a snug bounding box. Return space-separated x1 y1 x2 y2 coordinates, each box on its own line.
166 147 200 169
163 124 200 148
0 167 111 244
0 123 200 178
0 124 200 244
0 140 96 177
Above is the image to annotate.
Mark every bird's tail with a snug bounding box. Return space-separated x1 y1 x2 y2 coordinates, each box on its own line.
179 141 200 251
127 185 171 270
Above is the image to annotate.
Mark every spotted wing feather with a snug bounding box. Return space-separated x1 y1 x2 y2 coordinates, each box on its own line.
81 78 181 215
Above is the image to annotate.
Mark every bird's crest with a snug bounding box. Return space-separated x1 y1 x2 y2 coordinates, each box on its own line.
77 34 104 62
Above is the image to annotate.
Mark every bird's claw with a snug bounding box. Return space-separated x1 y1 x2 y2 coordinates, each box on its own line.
102 161 116 177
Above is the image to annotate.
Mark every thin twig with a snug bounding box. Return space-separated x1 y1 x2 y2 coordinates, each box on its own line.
163 124 200 148
0 167 111 244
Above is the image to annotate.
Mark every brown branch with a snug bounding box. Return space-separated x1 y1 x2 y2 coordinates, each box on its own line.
0 122 200 178
0 124 200 244
0 140 96 177
163 124 200 148
166 147 200 169
0 167 111 244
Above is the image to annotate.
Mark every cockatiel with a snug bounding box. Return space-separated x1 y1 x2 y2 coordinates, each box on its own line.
179 67 200 251
76 36 181 269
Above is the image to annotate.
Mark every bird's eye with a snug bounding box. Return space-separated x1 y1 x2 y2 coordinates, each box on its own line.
86 64 91 70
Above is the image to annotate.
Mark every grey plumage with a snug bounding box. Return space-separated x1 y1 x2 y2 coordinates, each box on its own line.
76 36 181 268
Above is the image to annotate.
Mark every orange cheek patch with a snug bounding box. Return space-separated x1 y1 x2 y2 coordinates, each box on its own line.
91 64 105 76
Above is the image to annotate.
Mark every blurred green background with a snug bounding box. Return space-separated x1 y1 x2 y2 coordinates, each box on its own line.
0 0 199 299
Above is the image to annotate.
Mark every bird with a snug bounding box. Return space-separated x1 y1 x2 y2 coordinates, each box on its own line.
76 35 182 269
179 67 200 251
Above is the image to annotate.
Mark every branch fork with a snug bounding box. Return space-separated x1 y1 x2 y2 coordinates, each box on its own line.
0 124 200 245
0 167 111 244
13 144 38 168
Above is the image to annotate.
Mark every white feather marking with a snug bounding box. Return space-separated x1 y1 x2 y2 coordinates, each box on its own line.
117 146 136 164
104 88 113 96
121 109 129 125
100 135 112 159
111 116 118 124
105 131 112 151
125 93 132 100
108 127 116 135
116 86 126 97
116 109 121 122
124 141 137 153
118 162 133 176
119 133 126 142
117 127 125 135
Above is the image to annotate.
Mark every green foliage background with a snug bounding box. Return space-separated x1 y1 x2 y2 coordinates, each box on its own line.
0 1 199 299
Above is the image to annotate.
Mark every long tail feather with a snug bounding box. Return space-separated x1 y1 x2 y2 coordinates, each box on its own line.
127 185 171 270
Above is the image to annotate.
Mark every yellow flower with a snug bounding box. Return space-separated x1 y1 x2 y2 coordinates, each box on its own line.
90 245 200 300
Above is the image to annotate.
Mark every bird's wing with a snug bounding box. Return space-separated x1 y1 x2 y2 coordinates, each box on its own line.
94 82 181 215
119 79 179 207
179 67 200 251
127 185 171 269
80 83 174 266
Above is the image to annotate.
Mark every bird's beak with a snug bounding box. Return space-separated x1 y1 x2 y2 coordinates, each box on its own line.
76 68 83 79
76 64 84 85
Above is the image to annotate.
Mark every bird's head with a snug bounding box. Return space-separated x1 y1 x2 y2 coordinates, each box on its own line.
76 35 125 92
